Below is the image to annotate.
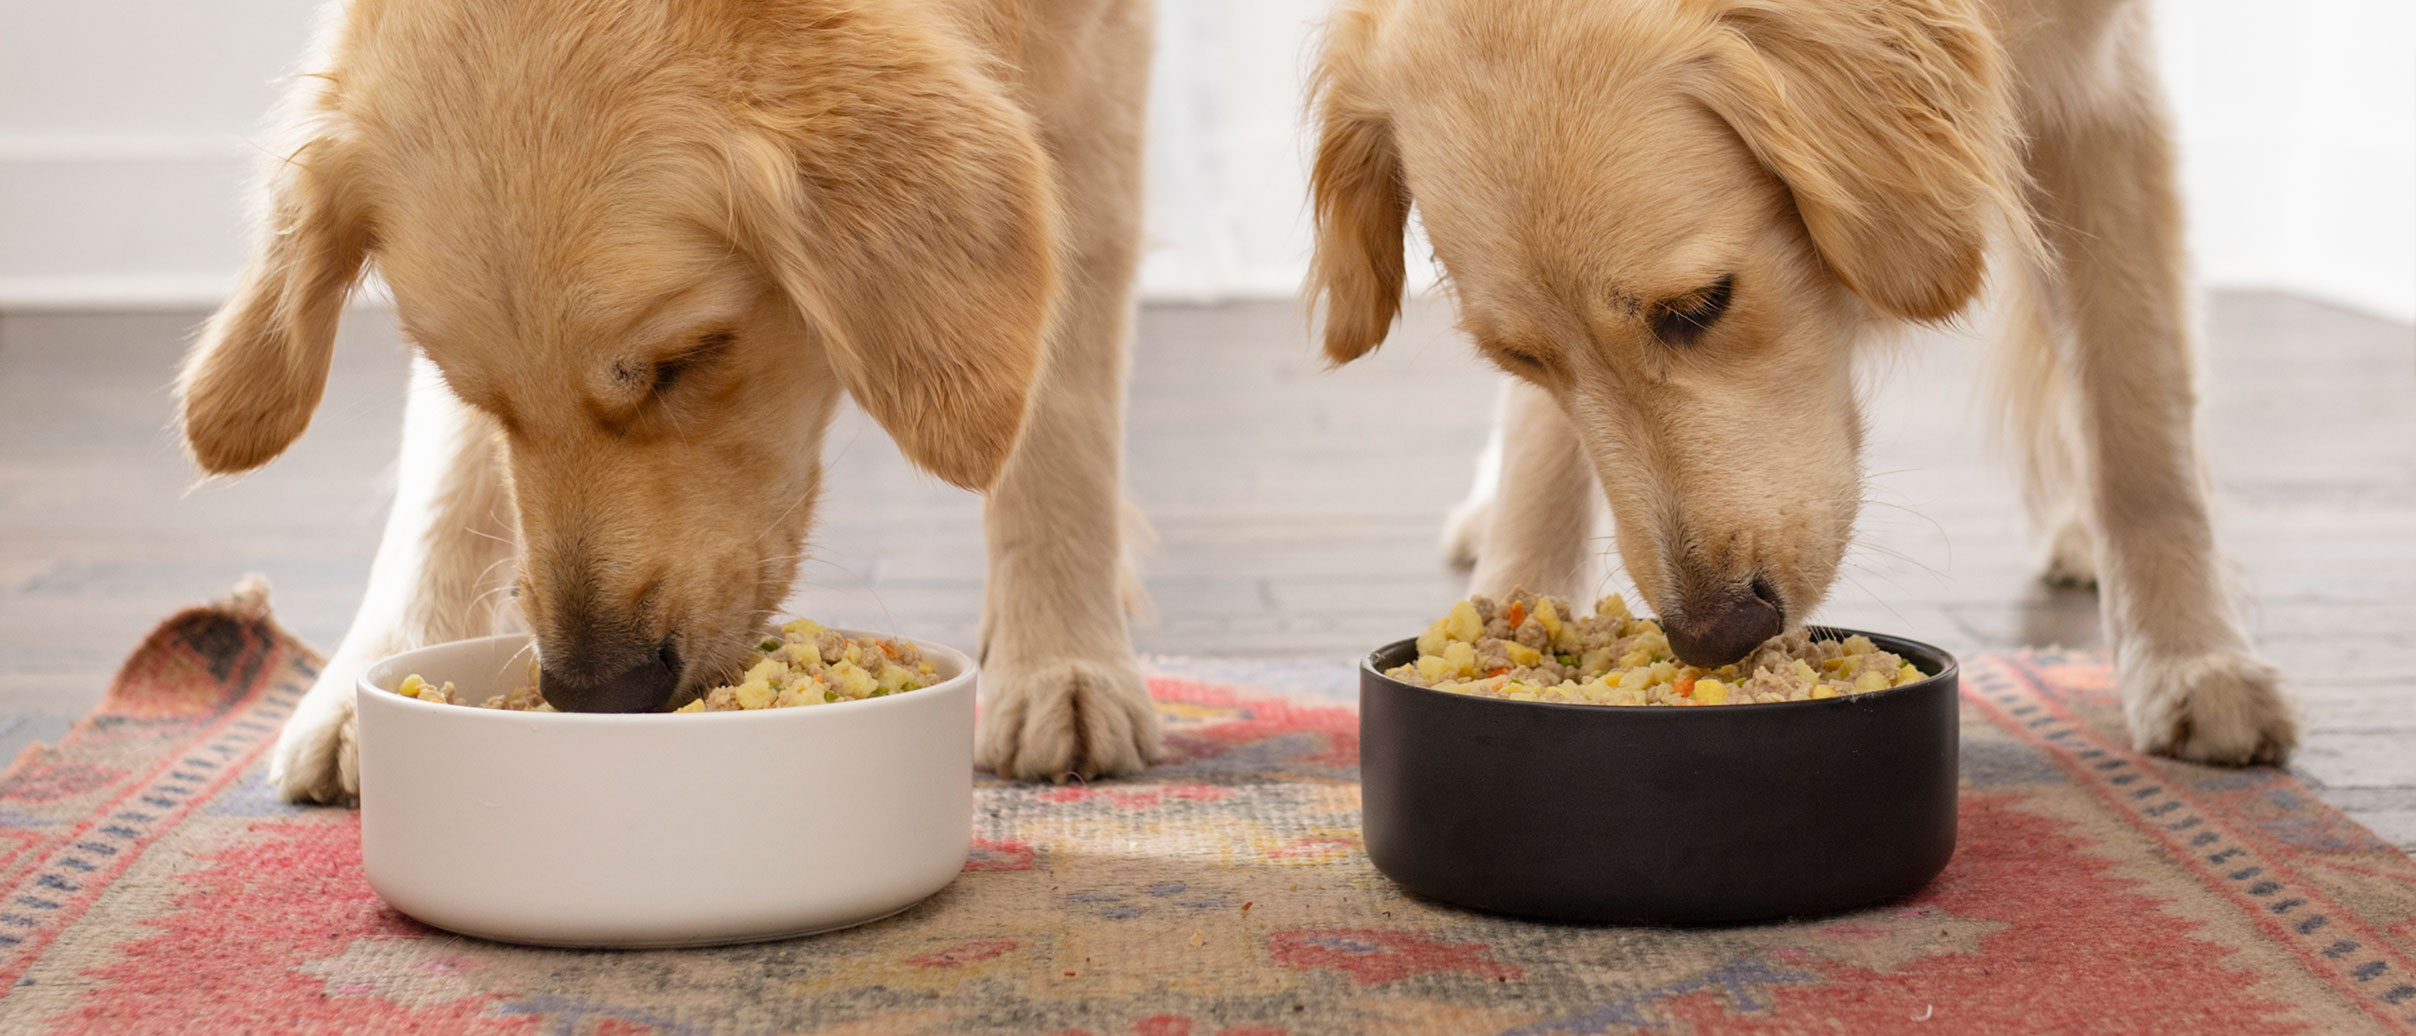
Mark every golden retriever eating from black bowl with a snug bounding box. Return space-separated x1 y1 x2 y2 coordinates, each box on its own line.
1307 0 2295 763
178 0 1161 800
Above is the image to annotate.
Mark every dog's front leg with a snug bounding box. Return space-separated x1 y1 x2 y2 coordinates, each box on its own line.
269 358 520 802
974 247 1158 780
1464 379 1598 602
2024 42 2294 765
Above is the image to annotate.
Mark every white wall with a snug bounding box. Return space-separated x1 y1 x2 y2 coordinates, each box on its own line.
0 0 325 306
2155 0 2416 321
2 0 2409 321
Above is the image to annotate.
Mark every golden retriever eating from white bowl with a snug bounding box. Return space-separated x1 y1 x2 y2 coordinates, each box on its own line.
178 0 1161 801
1308 0 2295 763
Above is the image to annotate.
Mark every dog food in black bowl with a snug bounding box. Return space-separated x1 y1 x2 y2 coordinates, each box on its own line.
1359 593 1959 925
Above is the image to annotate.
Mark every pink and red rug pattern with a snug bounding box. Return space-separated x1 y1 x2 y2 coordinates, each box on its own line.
0 591 2410 1034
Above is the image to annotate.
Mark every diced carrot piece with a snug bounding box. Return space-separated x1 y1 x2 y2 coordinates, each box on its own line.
1506 601 1526 626
1675 674 1697 697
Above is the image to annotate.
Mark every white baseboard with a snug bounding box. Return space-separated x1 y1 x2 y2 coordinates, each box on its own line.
0 274 238 311
0 137 254 311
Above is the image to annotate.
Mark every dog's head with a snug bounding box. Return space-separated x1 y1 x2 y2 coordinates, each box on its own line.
1310 0 2027 664
176 0 1058 710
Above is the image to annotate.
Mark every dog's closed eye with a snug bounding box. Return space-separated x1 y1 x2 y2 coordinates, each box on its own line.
1482 334 1554 378
1647 275 1735 347
618 330 735 398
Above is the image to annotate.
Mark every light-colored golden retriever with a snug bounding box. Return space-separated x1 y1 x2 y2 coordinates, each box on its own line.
180 0 1162 801
1309 0 2296 763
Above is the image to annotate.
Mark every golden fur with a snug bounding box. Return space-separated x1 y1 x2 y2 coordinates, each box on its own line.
182 0 1162 801
1309 0 2295 764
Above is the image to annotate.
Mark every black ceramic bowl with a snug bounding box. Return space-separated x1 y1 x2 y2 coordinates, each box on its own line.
1359 627 1958 925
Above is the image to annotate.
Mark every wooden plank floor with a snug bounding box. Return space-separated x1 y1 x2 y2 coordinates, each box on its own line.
2 291 2410 849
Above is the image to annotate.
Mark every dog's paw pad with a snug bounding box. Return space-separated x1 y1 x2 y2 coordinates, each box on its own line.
978 656 1160 781
2126 652 2297 766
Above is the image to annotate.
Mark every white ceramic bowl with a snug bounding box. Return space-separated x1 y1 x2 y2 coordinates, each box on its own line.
355 631 975 948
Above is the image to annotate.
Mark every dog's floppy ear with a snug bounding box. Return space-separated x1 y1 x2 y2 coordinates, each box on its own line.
178 114 368 475
1689 0 2028 322
727 16 1058 492
1306 1 1410 365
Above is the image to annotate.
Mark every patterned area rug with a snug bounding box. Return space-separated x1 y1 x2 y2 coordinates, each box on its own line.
0 589 2412 1036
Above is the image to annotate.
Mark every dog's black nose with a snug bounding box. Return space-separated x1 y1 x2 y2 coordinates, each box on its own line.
540 643 681 713
1663 576 1785 668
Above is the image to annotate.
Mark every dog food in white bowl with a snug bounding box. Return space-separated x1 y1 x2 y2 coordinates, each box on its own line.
393 619 938 712
1386 589 1926 705
355 628 975 948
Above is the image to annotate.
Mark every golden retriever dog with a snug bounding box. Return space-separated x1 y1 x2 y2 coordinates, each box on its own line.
179 0 1162 802
1309 0 2296 763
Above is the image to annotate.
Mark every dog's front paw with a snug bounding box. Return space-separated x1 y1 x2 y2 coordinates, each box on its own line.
268 665 362 804
2123 651 2297 766
977 654 1160 781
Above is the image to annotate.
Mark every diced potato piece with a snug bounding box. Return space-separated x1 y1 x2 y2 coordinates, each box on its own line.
828 660 879 699
1442 640 1478 677
1694 678 1730 705
674 699 706 713
744 658 789 685
1533 598 1563 640
1442 599 1484 643
1503 642 1542 666
1809 684 1840 700
396 674 456 704
734 679 775 710
1896 662 1923 686
780 618 826 638
1854 670 1892 693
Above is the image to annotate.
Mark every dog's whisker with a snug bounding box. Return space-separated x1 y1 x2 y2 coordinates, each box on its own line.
1840 538 1950 582
1852 493 1954 573
1831 570 1916 631
462 525 515 549
467 555 517 590
753 482 822 550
